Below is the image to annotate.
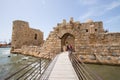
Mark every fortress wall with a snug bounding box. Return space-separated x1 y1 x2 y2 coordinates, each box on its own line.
10 18 120 65
80 21 104 34
77 32 120 56
65 20 120 57
13 19 119 58
104 33 120 44
11 20 43 50
29 28 43 46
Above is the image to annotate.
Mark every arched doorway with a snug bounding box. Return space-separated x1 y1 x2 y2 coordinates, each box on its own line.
61 33 75 51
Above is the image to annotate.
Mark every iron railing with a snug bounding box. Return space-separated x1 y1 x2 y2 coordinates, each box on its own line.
5 51 103 80
69 52 103 80
39 54 59 80
4 53 55 80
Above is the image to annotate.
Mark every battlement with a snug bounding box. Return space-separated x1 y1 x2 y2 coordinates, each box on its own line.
54 18 104 35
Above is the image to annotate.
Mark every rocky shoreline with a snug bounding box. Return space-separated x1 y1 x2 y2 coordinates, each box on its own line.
11 45 120 66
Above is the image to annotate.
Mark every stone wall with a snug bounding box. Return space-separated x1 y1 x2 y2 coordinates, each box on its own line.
11 18 120 65
11 20 43 51
38 18 120 65
37 18 103 54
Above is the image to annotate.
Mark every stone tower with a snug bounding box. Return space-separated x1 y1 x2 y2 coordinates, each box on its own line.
11 20 43 51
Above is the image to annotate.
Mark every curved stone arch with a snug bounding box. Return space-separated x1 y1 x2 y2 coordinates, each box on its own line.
57 29 77 39
59 29 76 51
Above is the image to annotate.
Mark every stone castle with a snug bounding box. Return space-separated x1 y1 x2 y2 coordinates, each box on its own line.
11 18 120 65
11 20 43 51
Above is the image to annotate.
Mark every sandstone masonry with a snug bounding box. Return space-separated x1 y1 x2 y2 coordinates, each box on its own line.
11 20 43 51
39 18 120 65
11 18 120 65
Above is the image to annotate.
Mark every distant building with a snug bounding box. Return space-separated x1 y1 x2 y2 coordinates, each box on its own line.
0 42 9 48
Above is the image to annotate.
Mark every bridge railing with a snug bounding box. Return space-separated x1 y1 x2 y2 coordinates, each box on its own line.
4 53 56 80
69 52 103 80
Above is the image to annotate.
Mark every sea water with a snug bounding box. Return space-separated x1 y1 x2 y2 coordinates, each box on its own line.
87 64 120 80
0 48 39 79
0 48 120 80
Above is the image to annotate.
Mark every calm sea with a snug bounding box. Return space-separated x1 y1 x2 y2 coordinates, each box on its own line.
0 48 120 80
87 63 120 80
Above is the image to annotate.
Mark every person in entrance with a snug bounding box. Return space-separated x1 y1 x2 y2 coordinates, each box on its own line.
66 44 73 54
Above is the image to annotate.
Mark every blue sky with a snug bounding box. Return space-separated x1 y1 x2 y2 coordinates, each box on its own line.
0 0 120 43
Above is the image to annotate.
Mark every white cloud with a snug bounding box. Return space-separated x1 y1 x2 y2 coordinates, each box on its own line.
106 1 120 10
79 1 120 21
78 0 98 5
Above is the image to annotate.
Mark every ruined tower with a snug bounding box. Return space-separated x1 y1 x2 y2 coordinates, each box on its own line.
11 20 43 51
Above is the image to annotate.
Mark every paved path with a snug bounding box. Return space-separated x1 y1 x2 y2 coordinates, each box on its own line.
48 52 79 80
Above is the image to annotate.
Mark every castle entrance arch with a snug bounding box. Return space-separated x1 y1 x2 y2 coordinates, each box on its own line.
61 33 75 51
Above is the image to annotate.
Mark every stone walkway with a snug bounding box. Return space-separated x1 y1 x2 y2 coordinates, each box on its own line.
48 52 79 80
